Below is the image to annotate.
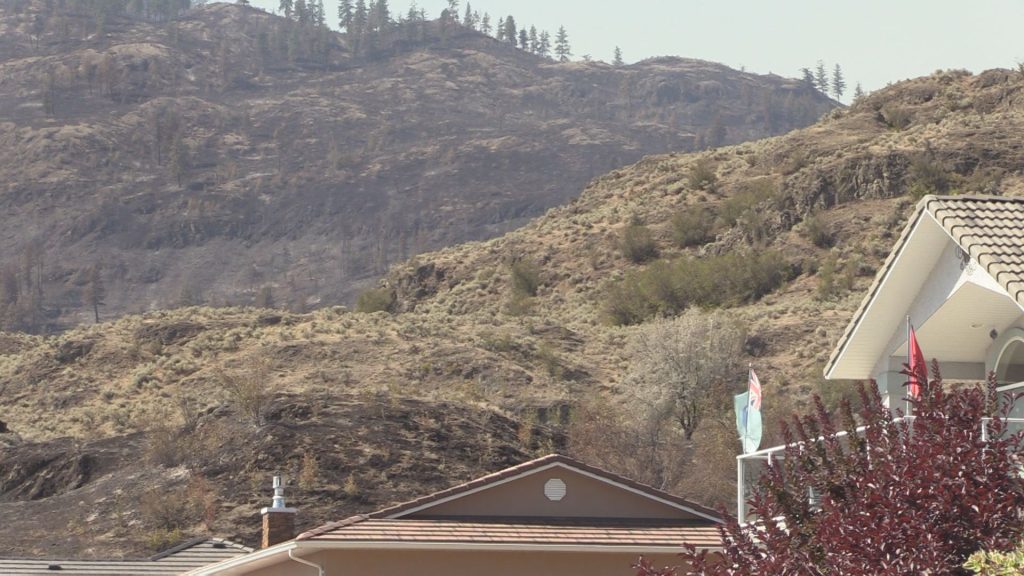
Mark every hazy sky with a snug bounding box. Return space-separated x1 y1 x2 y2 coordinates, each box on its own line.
249 0 1024 97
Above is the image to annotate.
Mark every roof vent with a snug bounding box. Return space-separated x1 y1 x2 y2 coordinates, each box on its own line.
544 478 566 501
47 565 62 571
212 542 226 549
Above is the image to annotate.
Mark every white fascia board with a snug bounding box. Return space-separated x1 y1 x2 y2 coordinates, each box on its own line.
825 209 930 380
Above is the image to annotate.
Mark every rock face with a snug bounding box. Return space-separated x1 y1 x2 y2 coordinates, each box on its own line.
0 1 835 331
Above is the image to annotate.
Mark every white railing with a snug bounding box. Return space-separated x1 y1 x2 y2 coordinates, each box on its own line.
736 417 1024 521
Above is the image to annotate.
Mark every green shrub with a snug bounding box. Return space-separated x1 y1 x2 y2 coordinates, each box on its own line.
816 254 856 301
965 542 1024 575
688 158 718 191
355 287 395 313
719 182 774 228
603 251 793 325
619 223 659 263
802 212 833 248
509 259 542 297
880 104 913 130
671 206 716 248
907 154 953 199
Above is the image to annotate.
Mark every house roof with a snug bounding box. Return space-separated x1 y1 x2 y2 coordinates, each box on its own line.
825 194 1024 379
298 517 723 549
0 538 252 576
298 453 721 541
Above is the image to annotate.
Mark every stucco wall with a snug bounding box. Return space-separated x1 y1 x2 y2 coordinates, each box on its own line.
239 548 688 576
404 467 703 520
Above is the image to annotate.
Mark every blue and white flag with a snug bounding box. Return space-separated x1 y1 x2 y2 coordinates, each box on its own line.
734 369 763 454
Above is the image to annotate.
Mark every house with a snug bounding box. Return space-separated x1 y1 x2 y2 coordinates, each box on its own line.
0 537 252 576
189 454 723 576
738 194 1024 518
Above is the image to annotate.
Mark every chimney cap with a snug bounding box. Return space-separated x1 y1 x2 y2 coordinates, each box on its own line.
262 475 297 515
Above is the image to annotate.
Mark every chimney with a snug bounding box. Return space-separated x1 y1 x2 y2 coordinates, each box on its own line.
260 476 297 548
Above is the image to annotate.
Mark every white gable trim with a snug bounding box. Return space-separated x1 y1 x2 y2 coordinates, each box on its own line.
825 207 930 380
385 461 721 523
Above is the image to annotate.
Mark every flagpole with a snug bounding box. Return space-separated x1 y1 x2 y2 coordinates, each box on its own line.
746 363 752 445
906 315 911 417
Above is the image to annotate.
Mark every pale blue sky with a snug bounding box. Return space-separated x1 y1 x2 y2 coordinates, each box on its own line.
248 0 1024 96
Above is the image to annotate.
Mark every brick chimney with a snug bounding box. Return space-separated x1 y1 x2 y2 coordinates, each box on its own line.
261 476 297 548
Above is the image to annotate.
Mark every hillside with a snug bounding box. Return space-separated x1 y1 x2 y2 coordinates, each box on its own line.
0 0 834 332
2 67 1021 558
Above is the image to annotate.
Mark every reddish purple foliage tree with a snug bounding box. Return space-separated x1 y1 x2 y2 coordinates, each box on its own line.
638 364 1024 576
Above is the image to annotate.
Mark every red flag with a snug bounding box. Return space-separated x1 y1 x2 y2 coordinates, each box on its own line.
908 325 927 398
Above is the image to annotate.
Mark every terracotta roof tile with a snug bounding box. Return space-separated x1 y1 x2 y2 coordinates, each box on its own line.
304 519 721 548
0 539 252 576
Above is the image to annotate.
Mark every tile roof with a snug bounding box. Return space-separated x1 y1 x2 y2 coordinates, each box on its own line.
0 538 252 576
825 195 1024 377
300 518 723 548
297 454 721 541
924 195 1024 307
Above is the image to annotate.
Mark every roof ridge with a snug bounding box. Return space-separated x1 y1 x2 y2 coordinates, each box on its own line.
298 454 721 541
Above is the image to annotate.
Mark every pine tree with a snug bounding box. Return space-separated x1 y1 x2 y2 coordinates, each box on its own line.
481 13 491 36
800 67 814 87
311 0 325 27
294 0 308 24
504 15 517 46
463 2 474 29
831 63 846 100
353 0 368 31
351 0 368 53
518 28 528 50
373 0 389 30
528 26 538 53
613 46 623 66
338 0 353 30
814 60 828 93
554 25 570 62
537 30 551 58
446 0 458 23
279 0 293 18
84 265 105 324
853 82 865 101
495 16 505 41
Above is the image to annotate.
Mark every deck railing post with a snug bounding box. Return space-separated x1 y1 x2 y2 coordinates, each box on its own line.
737 455 745 522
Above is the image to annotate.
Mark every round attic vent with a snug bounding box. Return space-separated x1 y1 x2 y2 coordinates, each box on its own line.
544 478 567 501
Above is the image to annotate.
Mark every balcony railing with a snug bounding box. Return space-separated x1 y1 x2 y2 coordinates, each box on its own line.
736 417 1024 522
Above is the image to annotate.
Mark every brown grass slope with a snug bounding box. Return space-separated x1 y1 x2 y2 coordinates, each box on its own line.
0 0 833 331
3 69 1023 557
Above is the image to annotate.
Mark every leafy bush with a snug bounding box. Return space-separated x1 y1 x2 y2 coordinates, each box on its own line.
880 104 913 130
965 542 1024 575
671 206 716 248
815 254 855 301
619 223 659 263
355 287 395 313
687 158 718 191
509 259 542 297
669 371 1024 575
907 153 953 199
716 179 778 246
603 251 793 325
801 212 833 248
